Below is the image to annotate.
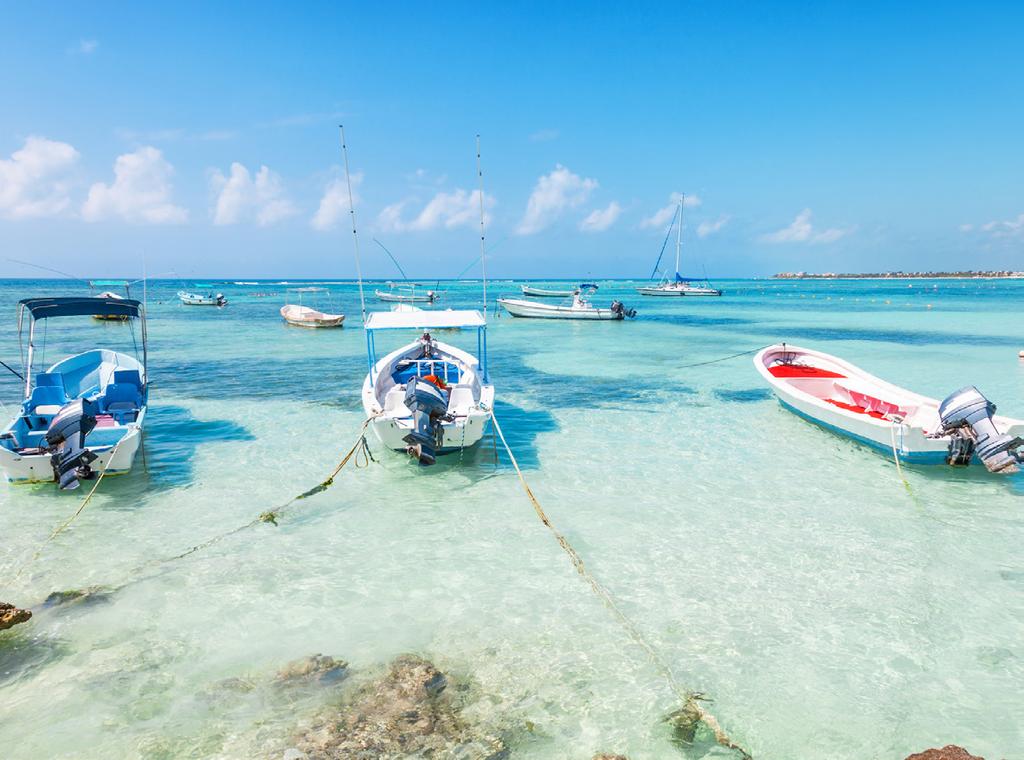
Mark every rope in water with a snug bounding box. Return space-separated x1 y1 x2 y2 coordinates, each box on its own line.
149 415 378 566
2 417 379 627
677 346 766 370
488 410 751 758
8 437 125 585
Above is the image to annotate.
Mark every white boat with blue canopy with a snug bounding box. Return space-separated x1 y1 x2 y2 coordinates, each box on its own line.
0 297 149 489
361 309 493 466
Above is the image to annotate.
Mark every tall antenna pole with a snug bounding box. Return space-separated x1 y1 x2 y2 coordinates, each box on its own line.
339 125 367 324
476 135 488 318
675 193 684 277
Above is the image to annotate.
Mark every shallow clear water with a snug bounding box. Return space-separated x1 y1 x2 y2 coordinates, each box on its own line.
1 277 1022 759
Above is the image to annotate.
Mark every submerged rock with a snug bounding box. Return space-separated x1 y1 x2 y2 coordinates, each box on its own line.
276 654 349 686
293 654 506 759
905 747 984 760
593 754 629 760
0 602 32 631
42 586 113 608
664 698 703 745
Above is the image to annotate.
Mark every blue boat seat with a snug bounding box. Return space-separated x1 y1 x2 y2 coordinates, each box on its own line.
22 385 68 429
100 383 143 423
113 369 143 390
35 372 69 396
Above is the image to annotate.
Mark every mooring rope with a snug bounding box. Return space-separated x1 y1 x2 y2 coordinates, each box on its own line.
678 346 765 370
488 411 751 758
8 437 125 585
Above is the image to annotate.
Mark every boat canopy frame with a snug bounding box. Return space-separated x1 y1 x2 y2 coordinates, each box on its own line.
363 309 488 383
16 296 148 399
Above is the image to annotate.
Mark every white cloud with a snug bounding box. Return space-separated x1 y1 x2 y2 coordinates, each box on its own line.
760 208 852 244
210 163 295 226
516 164 597 235
580 201 622 232
640 192 702 230
0 136 80 219
82 146 187 224
973 213 1024 238
78 39 98 54
530 129 560 142
377 189 493 232
311 173 362 231
697 214 730 238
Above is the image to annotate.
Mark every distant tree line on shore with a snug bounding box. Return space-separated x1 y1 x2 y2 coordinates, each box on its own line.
773 270 1024 279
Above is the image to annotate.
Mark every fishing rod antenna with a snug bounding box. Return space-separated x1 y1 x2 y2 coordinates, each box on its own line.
339 125 367 324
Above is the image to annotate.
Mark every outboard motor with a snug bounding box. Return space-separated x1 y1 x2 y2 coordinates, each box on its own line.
45 398 99 490
402 376 449 466
610 300 637 319
937 386 1024 473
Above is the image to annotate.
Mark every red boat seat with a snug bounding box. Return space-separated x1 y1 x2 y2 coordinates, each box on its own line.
826 398 887 418
768 364 845 379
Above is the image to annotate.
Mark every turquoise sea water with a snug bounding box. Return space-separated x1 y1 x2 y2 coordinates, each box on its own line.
1 277 1022 759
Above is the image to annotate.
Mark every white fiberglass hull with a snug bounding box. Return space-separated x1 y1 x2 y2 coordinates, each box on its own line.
497 298 623 320
521 286 577 297
375 290 435 303
755 343 1024 466
361 338 494 457
280 305 345 328
0 417 144 484
636 285 722 296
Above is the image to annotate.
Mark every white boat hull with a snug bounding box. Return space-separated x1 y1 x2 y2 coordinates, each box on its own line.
637 285 721 296
755 344 1024 466
0 421 143 484
521 286 577 297
280 305 345 328
497 297 623 320
375 290 435 303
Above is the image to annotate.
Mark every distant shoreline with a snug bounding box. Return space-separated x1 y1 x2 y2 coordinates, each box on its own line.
774 271 1024 280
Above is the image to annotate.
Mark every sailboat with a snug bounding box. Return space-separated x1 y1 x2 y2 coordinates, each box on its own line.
280 287 345 328
340 127 495 466
637 194 722 296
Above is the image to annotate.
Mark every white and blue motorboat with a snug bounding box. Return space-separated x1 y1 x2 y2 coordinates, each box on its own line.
361 309 494 466
0 297 149 489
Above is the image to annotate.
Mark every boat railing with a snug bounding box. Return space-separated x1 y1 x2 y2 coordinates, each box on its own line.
395 358 462 385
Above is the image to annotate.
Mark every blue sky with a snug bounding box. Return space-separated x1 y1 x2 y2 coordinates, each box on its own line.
1 2 1022 279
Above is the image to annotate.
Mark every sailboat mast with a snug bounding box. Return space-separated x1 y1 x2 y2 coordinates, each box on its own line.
476 135 488 318
339 125 367 324
675 193 684 276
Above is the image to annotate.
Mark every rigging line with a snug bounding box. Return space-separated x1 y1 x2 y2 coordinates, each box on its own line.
5 258 87 283
372 239 411 282
0 358 24 381
649 203 680 280
476 135 488 318
339 125 367 324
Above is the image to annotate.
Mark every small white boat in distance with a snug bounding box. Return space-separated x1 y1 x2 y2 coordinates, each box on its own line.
638 194 722 297
90 280 133 321
498 293 636 320
362 310 494 466
179 290 227 306
521 284 577 297
280 287 344 328
755 343 1024 472
0 297 150 489
375 282 439 304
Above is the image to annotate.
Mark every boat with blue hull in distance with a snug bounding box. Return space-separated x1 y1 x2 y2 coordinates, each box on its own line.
0 297 150 489
755 343 1024 472
361 310 494 466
